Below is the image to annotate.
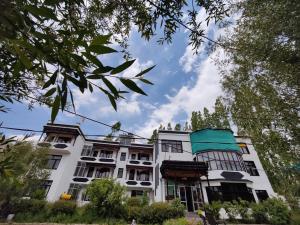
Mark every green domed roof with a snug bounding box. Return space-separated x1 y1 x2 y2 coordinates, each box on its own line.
190 128 239 154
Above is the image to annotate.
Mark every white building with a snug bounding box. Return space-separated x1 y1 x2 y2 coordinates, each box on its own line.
40 123 276 211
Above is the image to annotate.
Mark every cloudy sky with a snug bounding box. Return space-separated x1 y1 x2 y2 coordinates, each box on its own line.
1 10 227 141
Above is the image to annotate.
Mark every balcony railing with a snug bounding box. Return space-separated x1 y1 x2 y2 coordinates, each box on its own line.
80 156 117 164
37 141 72 154
127 159 153 167
125 179 153 188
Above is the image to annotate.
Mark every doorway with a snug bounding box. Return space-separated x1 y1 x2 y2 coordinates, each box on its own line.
185 186 194 212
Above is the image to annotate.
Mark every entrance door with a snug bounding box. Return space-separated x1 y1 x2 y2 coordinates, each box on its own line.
185 186 194 212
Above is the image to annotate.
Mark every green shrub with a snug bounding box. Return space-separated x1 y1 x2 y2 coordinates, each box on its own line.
12 199 47 214
204 201 222 219
263 198 291 225
251 202 268 224
126 206 143 221
223 201 240 221
50 200 77 215
139 201 184 224
30 189 46 200
127 197 144 207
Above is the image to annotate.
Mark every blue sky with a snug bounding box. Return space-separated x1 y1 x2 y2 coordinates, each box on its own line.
1 9 225 141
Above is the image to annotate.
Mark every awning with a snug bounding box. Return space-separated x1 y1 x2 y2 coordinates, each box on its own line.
160 160 208 179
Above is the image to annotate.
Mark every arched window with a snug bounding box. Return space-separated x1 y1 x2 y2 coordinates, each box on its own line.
137 170 150 181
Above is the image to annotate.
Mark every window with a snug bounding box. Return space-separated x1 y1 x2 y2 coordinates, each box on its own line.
197 151 246 172
131 190 144 197
161 140 183 153
67 183 83 200
74 162 87 177
117 168 124 178
86 167 94 177
239 143 250 154
57 136 72 143
94 167 110 178
137 170 150 181
206 183 255 203
47 155 62 169
138 153 149 161
131 154 136 160
255 190 269 202
40 180 53 196
81 145 93 156
129 169 135 180
166 180 176 200
120 152 126 161
100 150 113 158
92 150 99 157
46 135 55 142
244 161 259 176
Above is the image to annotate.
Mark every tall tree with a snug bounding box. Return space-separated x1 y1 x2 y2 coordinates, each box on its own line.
167 122 172 131
218 0 300 202
190 98 231 131
0 136 49 217
148 129 158 144
174 123 181 131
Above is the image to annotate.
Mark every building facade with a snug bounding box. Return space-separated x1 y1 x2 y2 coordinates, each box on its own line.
40 123 276 211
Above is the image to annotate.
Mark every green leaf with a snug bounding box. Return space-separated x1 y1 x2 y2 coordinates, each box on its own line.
51 95 61 122
135 65 156 77
69 90 76 113
88 45 117 54
93 66 114 74
111 59 135 75
90 34 112 46
16 50 32 69
120 78 147 95
107 94 117 111
102 77 119 96
44 87 56 97
67 75 81 87
71 54 87 65
86 74 103 79
139 78 154 85
61 90 68 111
89 83 93 92
25 5 58 21
82 52 103 67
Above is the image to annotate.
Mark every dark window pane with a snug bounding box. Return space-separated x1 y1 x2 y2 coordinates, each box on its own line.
255 190 269 202
120 152 126 161
117 168 123 178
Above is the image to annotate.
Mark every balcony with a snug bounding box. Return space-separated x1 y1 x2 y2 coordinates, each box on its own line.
125 179 154 189
38 141 72 154
127 159 153 168
80 156 117 165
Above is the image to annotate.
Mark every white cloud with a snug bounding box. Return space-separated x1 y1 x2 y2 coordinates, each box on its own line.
137 49 225 138
179 44 203 73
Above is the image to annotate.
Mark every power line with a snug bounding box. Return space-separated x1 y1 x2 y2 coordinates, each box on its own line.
0 125 255 145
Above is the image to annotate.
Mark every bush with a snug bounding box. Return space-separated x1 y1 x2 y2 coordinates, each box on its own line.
86 178 126 218
12 199 47 214
251 202 268 224
223 201 240 221
204 201 222 219
50 200 77 215
263 198 291 225
126 206 143 221
127 197 144 207
139 201 185 224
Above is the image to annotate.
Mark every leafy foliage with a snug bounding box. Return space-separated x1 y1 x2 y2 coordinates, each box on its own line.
0 0 230 121
218 0 300 202
190 97 230 131
0 137 49 218
50 200 77 215
86 178 126 218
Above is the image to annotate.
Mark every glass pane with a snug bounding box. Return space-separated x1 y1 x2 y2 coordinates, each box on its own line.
210 160 217 170
180 187 186 201
208 152 215 160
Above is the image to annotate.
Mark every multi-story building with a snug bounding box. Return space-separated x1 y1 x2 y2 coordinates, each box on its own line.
39 123 276 211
